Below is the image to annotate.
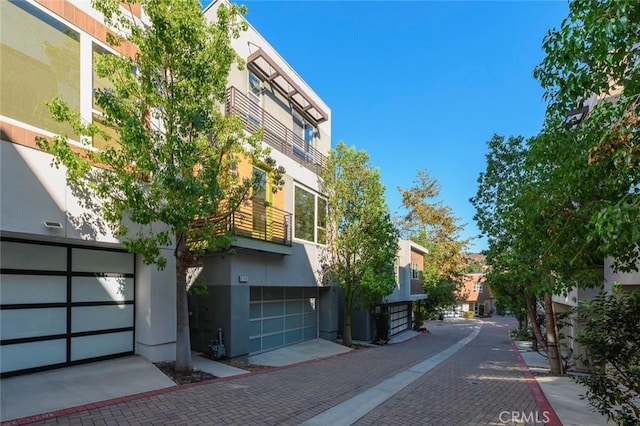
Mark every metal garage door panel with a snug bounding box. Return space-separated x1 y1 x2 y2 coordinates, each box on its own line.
248 287 318 355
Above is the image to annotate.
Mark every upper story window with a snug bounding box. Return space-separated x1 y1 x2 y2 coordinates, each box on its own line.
1 0 80 138
247 71 262 126
92 44 119 150
1 0 119 150
294 185 326 245
292 112 316 161
472 282 484 293
411 263 421 280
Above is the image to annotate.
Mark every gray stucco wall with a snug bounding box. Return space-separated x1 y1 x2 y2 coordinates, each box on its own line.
318 286 340 341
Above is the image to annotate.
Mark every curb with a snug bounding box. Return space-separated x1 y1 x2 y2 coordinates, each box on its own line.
510 339 563 426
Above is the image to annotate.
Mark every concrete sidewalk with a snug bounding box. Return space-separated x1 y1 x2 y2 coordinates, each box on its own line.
513 340 609 426
0 356 175 423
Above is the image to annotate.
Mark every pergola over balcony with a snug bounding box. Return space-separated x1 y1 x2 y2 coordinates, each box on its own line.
247 48 329 124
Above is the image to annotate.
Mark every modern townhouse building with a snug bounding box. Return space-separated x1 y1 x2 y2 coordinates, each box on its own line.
553 258 639 370
0 0 177 377
0 0 336 375
186 0 337 360
346 239 428 342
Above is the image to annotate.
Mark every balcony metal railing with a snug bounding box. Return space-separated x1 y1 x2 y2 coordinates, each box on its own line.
225 87 327 173
193 201 292 247
227 201 292 247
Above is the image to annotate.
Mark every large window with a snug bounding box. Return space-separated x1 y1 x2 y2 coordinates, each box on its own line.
1 1 118 149
1 0 80 138
294 185 326 244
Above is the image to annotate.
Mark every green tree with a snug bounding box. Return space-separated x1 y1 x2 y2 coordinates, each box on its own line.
421 278 459 318
396 169 470 317
534 0 640 271
36 0 283 371
575 290 640 425
472 132 605 375
397 169 470 282
320 141 399 347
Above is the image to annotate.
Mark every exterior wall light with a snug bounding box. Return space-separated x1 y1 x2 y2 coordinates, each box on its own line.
43 221 63 229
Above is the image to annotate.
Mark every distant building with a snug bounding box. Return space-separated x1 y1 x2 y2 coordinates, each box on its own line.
345 240 429 342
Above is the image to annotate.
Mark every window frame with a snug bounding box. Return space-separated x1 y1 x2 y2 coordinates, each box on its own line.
411 263 421 280
293 184 327 245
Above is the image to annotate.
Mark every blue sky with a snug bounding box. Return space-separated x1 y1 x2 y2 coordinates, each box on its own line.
205 0 570 252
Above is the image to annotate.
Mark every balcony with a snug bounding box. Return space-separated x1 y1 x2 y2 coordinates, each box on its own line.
411 280 425 295
192 201 292 254
225 87 327 173
228 201 292 247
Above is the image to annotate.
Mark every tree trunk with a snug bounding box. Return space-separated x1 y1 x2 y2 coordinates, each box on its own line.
175 237 192 371
526 294 546 353
343 312 352 347
543 292 564 376
343 293 353 347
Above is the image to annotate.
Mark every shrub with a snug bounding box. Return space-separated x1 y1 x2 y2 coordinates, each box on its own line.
374 311 390 344
574 290 640 425
463 310 475 319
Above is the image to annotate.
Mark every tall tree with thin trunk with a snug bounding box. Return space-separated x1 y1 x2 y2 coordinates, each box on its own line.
320 141 399 347
36 0 283 371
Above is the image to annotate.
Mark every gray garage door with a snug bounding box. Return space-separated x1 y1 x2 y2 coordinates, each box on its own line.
0 238 135 377
249 287 318 355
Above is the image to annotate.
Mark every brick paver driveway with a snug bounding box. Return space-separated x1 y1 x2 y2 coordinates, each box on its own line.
32 317 541 425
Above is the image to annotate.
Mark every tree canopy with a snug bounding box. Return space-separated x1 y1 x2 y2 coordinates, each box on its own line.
473 0 640 377
320 141 399 347
37 0 283 370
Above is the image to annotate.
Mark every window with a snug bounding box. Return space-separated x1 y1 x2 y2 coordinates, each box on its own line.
252 167 269 237
292 112 315 161
411 263 420 280
294 185 326 244
92 44 119 150
472 282 484 293
248 71 262 126
316 197 327 245
0 1 119 149
394 259 400 286
1 0 80 138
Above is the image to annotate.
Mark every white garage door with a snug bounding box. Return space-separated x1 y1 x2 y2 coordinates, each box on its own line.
388 303 410 336
0 239 135 377
249 287 318 355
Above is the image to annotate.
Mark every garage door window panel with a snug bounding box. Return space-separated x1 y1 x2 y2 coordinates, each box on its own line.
0 241 66 271
1 308 66 340
71 305 133 333
1 340 66 373
1 275 66 304
71 331 133 361
72 276 133 302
